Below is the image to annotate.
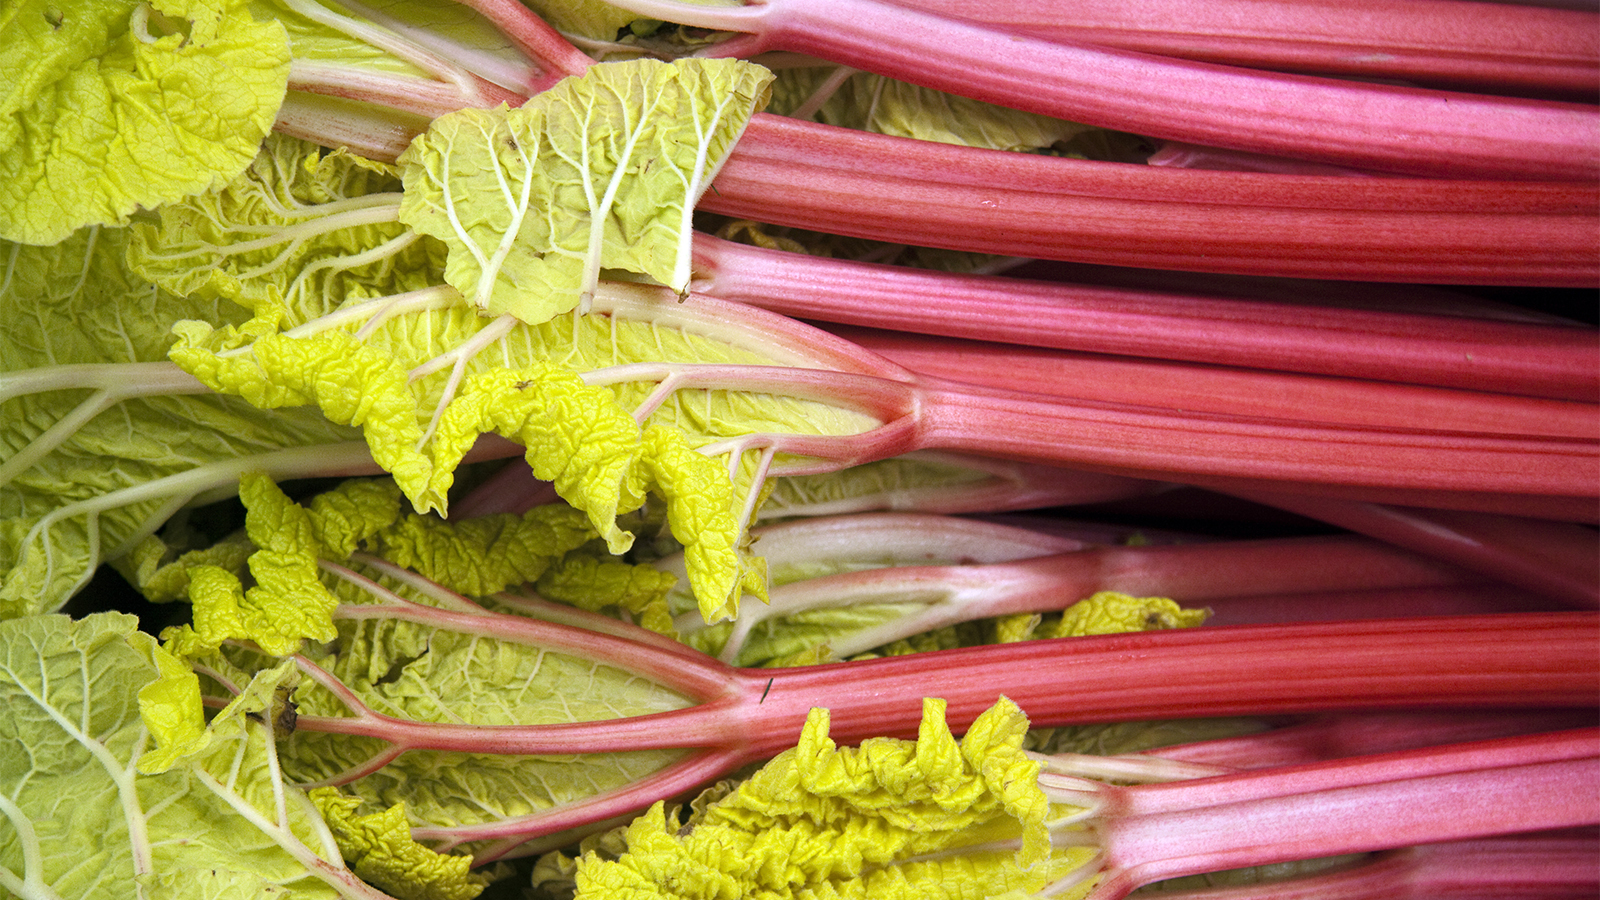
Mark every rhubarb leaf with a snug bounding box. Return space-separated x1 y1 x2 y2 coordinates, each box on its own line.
127 132 874 621
530 545 681 635
127 134 443 342
141 475 700 848
369 497 598 598
309 788 489 900
0 0 290 245
397 57 772 323
0 227 367 618
1032 591 1210 640
115 527 257 603
0 613 350 899
506 0 645 44
571 697 1095 899
166 281 880 621
155 473 597 657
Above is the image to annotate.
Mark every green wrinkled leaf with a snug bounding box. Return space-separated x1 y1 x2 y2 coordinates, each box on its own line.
533 542 680 636
310 788 488 900
571 697 1095 899
169 326 438 507
370 499 597 597
0 0 290 245
0 228 367 618
128 133 445 340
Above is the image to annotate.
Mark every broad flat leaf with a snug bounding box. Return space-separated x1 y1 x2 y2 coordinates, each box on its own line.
0 613 348 899
397 57 772 323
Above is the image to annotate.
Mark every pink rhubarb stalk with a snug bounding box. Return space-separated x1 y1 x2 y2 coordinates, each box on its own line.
270 574 1598 856
1051 728 1600 898
1224 492 1600 608
1136 832 1600 899
605 0 1600 178
285 2 1600 286
895 0 1600 97
691 233 1600 402
704 117 1600 286
1142 710 1599 771
577 286 1600 510
820 325 1598 444
1196 584 1558 626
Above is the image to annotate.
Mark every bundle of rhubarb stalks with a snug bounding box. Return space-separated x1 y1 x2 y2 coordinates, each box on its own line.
1 0 1597 897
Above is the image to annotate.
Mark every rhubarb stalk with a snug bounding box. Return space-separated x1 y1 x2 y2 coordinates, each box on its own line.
604 0 1600 178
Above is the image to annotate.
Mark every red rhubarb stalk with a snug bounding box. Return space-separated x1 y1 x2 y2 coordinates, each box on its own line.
1142 710 1599 770
895 0 1600 97
1056 728 1600 898
835 318 1596 520
283 3 1600 286
274 580 1598 855
576 287 1600 507
674 534 1491 661
1137 832 1600 900
820 326 1598 439
692 233 1600 402
1226 491 1600 608
605 0 1600 178
705 117 1600 286
1196 584 1559 626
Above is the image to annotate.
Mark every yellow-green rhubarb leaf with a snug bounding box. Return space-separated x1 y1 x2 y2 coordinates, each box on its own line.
170 327 437 508
0 0 291 245
397 57 772 323
534 545 680 635
0 225 360 619
1041 591 1211 640
427 363 652 551
128 134 443 339
134 641 215 774
2 614 347 898
309 788 488 900
114 529 257 603
640 424 766 624
371 501 597 597
574 697 1093 899
164 554 338 659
